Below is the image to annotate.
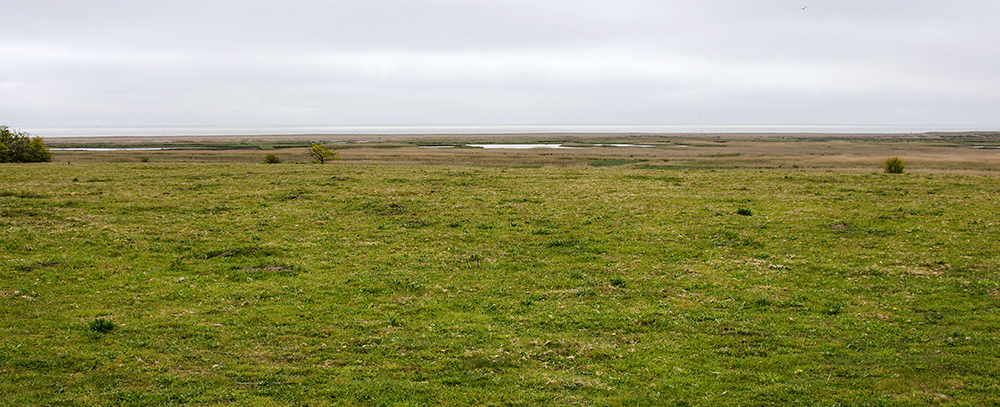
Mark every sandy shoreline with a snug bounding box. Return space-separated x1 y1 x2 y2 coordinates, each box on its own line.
43 131 1000 145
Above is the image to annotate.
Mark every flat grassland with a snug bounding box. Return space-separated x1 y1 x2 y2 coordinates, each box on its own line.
45 131 1000 174
3 133 999 405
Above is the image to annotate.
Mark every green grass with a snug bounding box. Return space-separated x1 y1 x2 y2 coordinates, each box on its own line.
587 159 647 167
2 162 999 405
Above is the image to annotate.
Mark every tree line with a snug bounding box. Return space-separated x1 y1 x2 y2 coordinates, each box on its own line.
1 125 52 163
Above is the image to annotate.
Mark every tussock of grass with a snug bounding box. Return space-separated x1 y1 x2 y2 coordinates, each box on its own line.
88 318 116 334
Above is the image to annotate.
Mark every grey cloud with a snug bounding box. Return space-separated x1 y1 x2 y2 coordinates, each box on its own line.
2 0 998 127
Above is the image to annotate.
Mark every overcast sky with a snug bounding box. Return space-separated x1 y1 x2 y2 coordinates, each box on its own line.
3 1 999 128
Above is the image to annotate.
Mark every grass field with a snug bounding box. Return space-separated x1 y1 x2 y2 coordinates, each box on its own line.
3 135 1000 405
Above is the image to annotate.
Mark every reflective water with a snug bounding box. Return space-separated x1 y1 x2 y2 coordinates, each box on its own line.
48 147 191 151
466 144 570 149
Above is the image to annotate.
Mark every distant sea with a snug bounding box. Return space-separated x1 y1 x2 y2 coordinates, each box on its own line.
22 125 996 138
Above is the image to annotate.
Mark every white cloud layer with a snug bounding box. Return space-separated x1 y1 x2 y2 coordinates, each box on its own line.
2 0 999 127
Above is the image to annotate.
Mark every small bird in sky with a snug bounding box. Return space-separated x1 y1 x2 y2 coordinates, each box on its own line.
801 6 807 10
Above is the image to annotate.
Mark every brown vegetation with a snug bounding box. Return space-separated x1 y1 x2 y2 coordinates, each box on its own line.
44 132 1000 174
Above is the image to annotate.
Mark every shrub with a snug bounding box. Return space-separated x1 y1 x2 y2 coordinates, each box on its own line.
264 154 281 164
0 125 52 163
737 208 753 216
883 157 905 174
308 144 338 164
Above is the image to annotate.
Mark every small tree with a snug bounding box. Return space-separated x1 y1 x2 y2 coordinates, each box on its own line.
0 140 9 162
264 153 281 164
883 157 905 174
0 125 52 163
308 144 338 164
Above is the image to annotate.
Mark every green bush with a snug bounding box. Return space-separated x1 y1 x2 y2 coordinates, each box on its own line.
883 157 905 174
737 208 753 216
0 125 52 163
264 154 281 164
308 144 338 164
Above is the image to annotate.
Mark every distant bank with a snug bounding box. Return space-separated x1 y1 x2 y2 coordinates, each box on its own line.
21 124 997 138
